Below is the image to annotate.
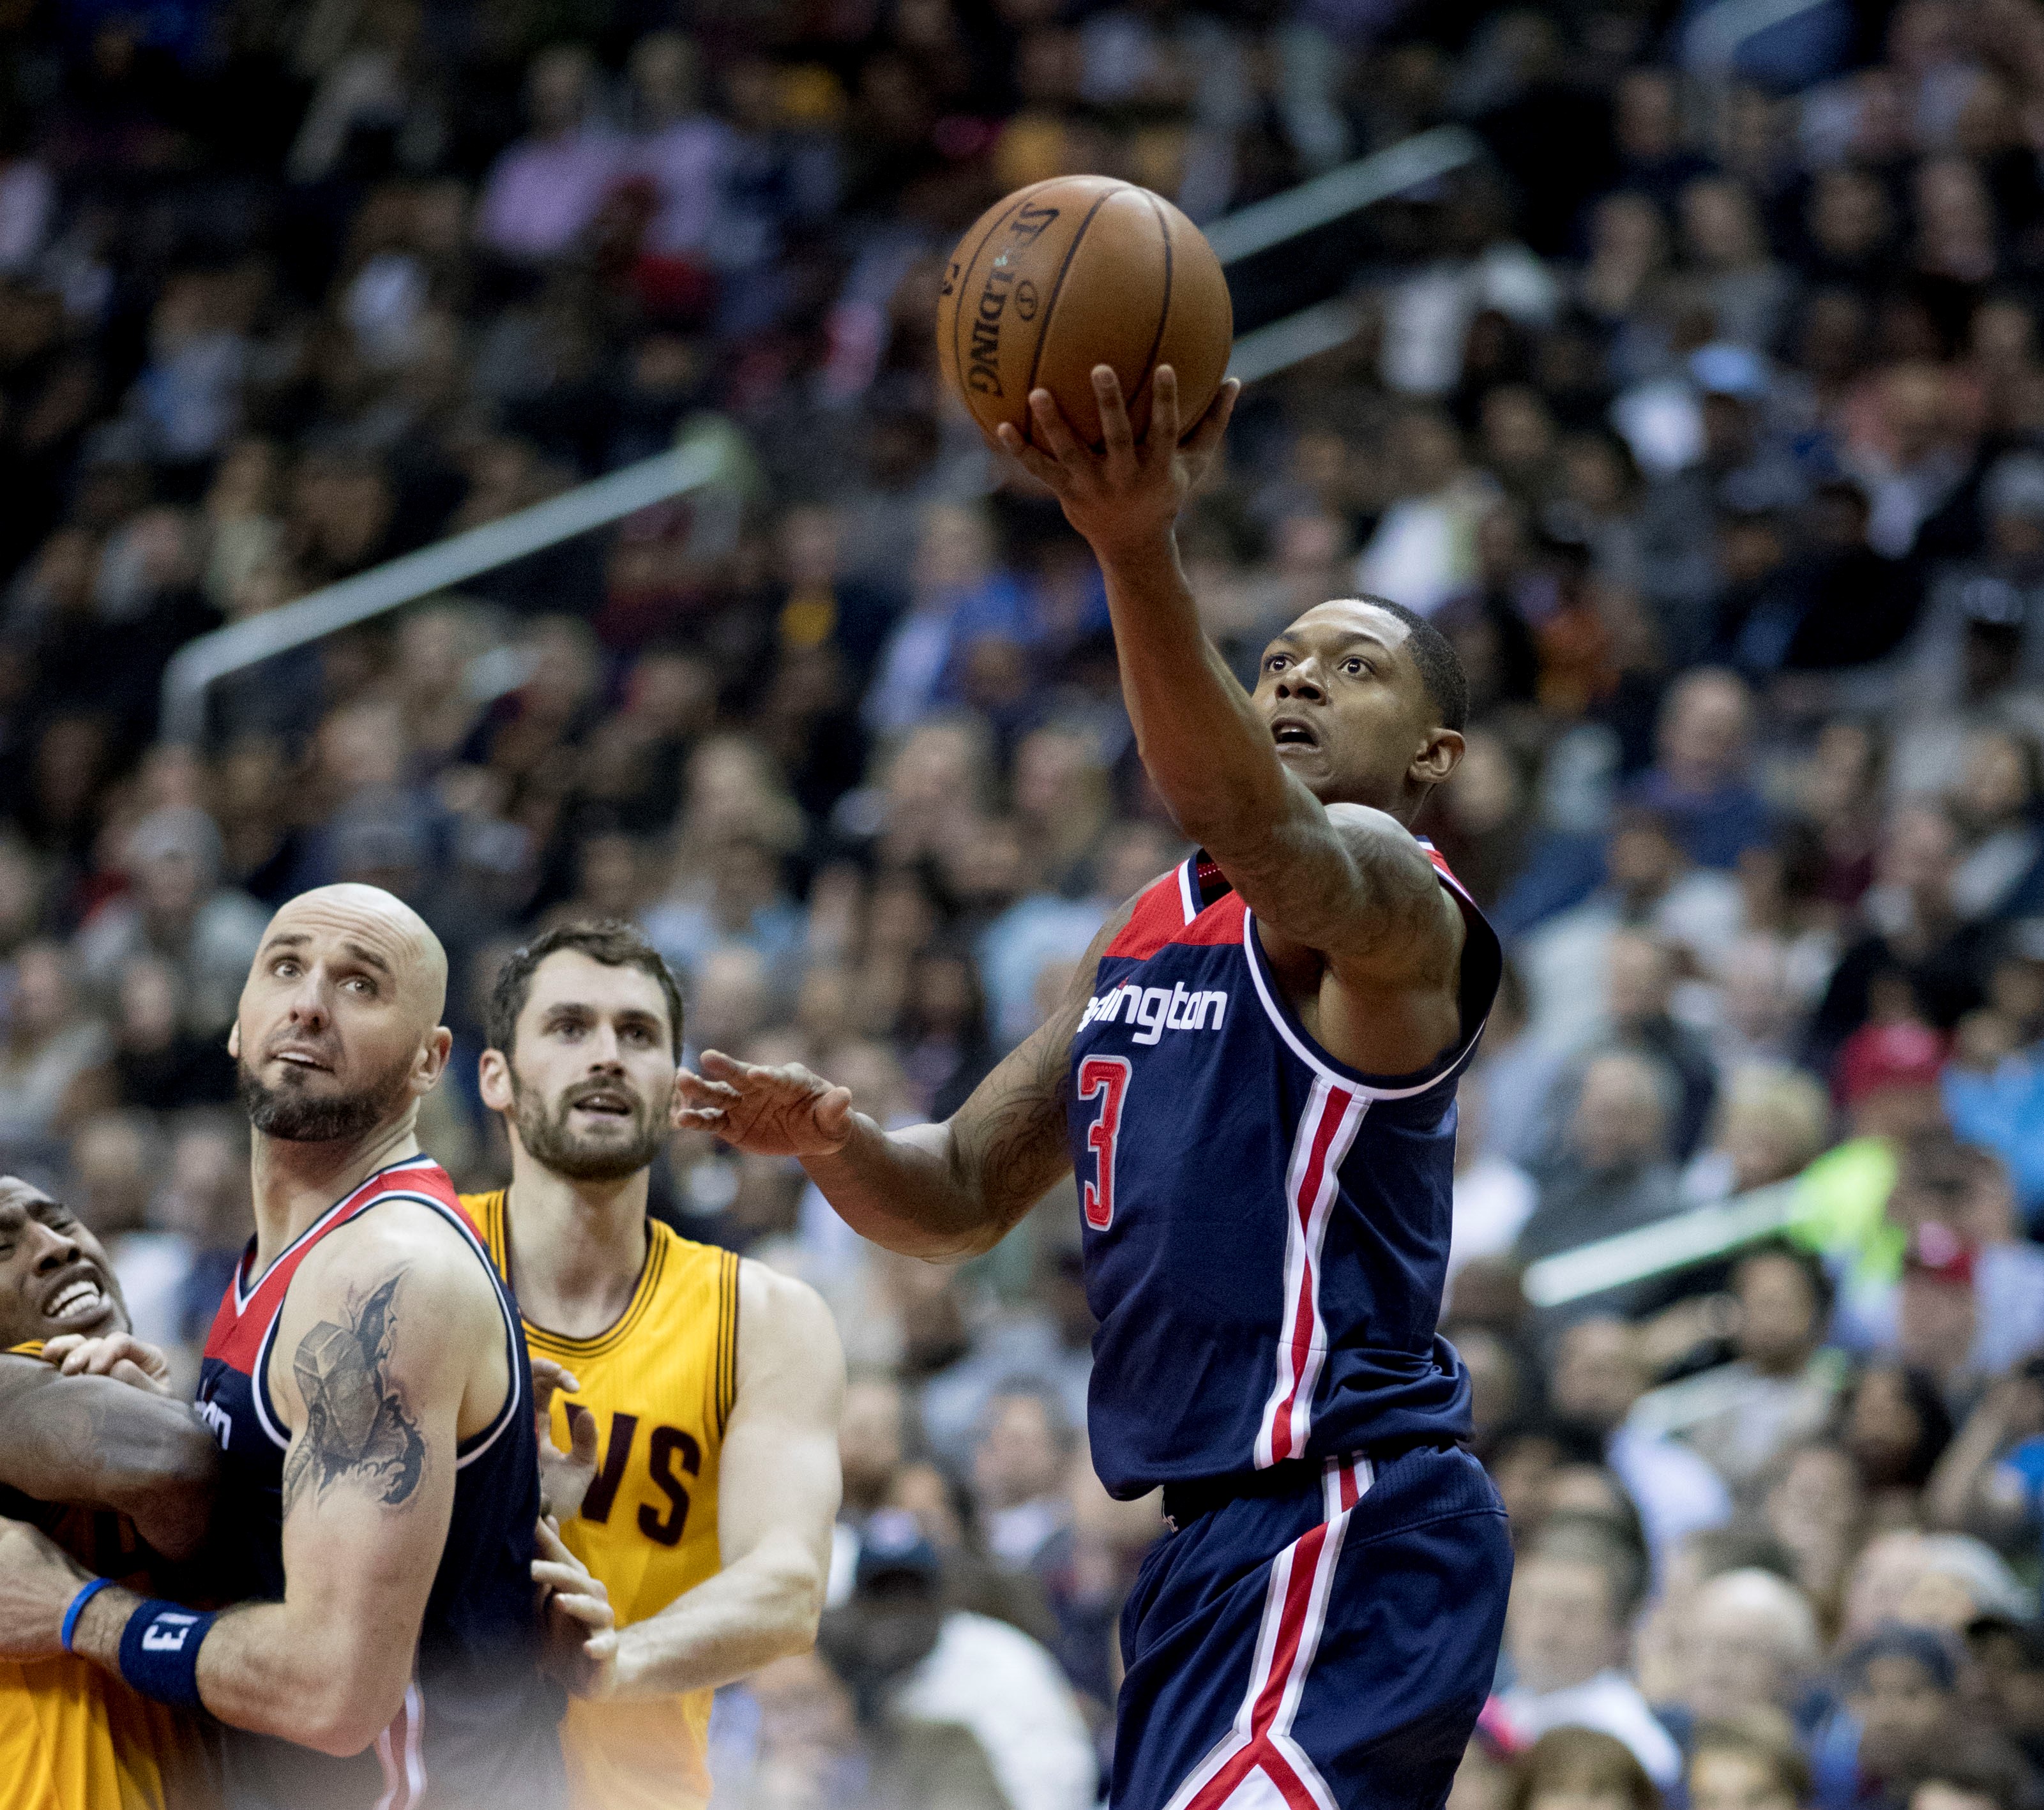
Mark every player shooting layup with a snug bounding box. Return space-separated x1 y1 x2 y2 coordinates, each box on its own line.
464 921 843 1810
684 367 1513 1809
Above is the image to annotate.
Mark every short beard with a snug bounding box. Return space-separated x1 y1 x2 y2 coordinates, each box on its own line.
238 1053 413 1144
513 1080 664 1183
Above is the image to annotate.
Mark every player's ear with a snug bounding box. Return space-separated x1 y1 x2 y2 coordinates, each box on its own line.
413 1025 453 1096
225 1019 240 1059
1413 727 1464 786
478 1047 514 1113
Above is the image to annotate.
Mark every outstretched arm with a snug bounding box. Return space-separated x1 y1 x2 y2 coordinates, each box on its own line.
595 1264 844 1698
0 1350 219 1560
681 911 1127 1259
1000 369 1462 997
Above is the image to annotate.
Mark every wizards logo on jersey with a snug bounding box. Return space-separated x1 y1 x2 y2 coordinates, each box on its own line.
1069 847 1501 1500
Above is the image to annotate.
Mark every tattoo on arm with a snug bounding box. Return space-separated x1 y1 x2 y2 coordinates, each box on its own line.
952 1006 1078 1226
280 1276 427 1514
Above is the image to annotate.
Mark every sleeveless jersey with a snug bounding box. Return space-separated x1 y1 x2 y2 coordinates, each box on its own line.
1071 844 1501 1498
0 1341 216 1810
464 1190 739 1810
196 1155 567 1810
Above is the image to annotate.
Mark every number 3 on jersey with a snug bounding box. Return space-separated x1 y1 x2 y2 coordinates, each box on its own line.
1078 1056 1131 1230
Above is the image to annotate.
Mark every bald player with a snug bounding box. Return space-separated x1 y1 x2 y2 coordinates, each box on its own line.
0 885 574 1810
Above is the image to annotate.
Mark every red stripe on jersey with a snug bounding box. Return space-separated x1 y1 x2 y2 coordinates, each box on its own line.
1267 1093 1349 1464
1106 869 1248 958
1104 873 1188 960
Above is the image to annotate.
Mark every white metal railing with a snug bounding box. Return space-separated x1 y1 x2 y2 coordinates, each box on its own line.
158 426 735 744
1520 1180 1803 1308
1221 125 1485 386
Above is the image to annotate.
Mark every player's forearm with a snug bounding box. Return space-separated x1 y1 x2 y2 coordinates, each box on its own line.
609 1545 825 1698
72 1588 404 1754
0 1369 220 1561
801 1117 1009 1260
805 1013 1077 1258
1091 525 1292 848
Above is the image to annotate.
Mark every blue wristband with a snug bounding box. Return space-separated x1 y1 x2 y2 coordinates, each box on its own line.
116 1599 216 1710
59 1577 114 1653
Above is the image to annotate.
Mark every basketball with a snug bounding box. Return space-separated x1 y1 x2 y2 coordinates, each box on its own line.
936 176 1234 449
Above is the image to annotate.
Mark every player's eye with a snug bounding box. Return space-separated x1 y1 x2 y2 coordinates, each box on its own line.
344 976 375 996
272 958 298 977
1266 655 1288 672
1344 658 1366 675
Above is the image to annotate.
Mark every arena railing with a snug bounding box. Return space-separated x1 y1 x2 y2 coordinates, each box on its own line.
1519 1180 1803 1309
1221 123 1485 386
158 423 739 745
158 128 1480 742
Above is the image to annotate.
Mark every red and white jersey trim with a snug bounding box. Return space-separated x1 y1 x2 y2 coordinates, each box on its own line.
1254 1075 1368 1469
374 1679 427 1810
1162 1459 1375 1810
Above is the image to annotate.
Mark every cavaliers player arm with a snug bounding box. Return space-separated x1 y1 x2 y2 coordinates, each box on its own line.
0 1352 219 1559
605 1263 844 1696
684 909 1133 1260
70 1213 494 1756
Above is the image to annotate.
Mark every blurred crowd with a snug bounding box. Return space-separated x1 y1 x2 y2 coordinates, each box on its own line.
13 0 2044 1805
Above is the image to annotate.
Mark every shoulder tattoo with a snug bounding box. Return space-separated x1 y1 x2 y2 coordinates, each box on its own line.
280 1274 427 1513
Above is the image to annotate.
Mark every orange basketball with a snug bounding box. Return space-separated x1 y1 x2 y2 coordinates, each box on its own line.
935 176 1234 450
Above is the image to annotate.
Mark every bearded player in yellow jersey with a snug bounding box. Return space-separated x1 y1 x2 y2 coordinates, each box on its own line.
0 1174 220 1809
464 921 844 1809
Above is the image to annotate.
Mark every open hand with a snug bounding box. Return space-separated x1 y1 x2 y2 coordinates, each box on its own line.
531 1358 598 1521
40 1333 176 1396
533 1516 618 1698
996 364 1239 557
676 1050 855 1158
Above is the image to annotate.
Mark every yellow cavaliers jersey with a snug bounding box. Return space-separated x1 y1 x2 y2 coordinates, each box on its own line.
464 1191 738 1810
0 1342 215 1810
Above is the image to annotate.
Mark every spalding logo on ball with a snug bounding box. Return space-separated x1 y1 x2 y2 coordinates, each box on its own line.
937 176 1234 449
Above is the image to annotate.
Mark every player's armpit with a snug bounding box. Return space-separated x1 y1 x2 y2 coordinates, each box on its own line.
179 1221 485 1754
0 1353 219 1560
604 1264 845 1700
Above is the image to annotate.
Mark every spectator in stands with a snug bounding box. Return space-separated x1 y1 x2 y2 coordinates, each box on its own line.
1515 1050 1686 1293
1506 1726 1662 1810
1819 1626 1970 1810
1547 1315 1732 1574
476 45 621 265
74 804 268 1036
1499 1514 1682 1788
1669 1569 1824 1734
971 1384 1076 1581
1686 1713 1813 1810
1631 1242 1845 1490
0 940 109 1140
821 1511 1096 1810
1625 670 1773 871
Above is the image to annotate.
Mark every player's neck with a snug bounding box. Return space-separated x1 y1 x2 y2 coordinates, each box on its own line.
249 1116 423 1267
502 1155 650 1341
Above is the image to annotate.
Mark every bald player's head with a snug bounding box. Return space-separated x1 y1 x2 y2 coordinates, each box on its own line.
230 884 452 1145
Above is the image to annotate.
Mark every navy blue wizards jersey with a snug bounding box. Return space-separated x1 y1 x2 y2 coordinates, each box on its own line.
197 1155 566 1810
1071 842 1501 1499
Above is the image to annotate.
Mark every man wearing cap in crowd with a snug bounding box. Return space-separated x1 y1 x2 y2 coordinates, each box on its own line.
74 806 269 1037
824 1509 1096 1810
1793 1020 1953 1304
